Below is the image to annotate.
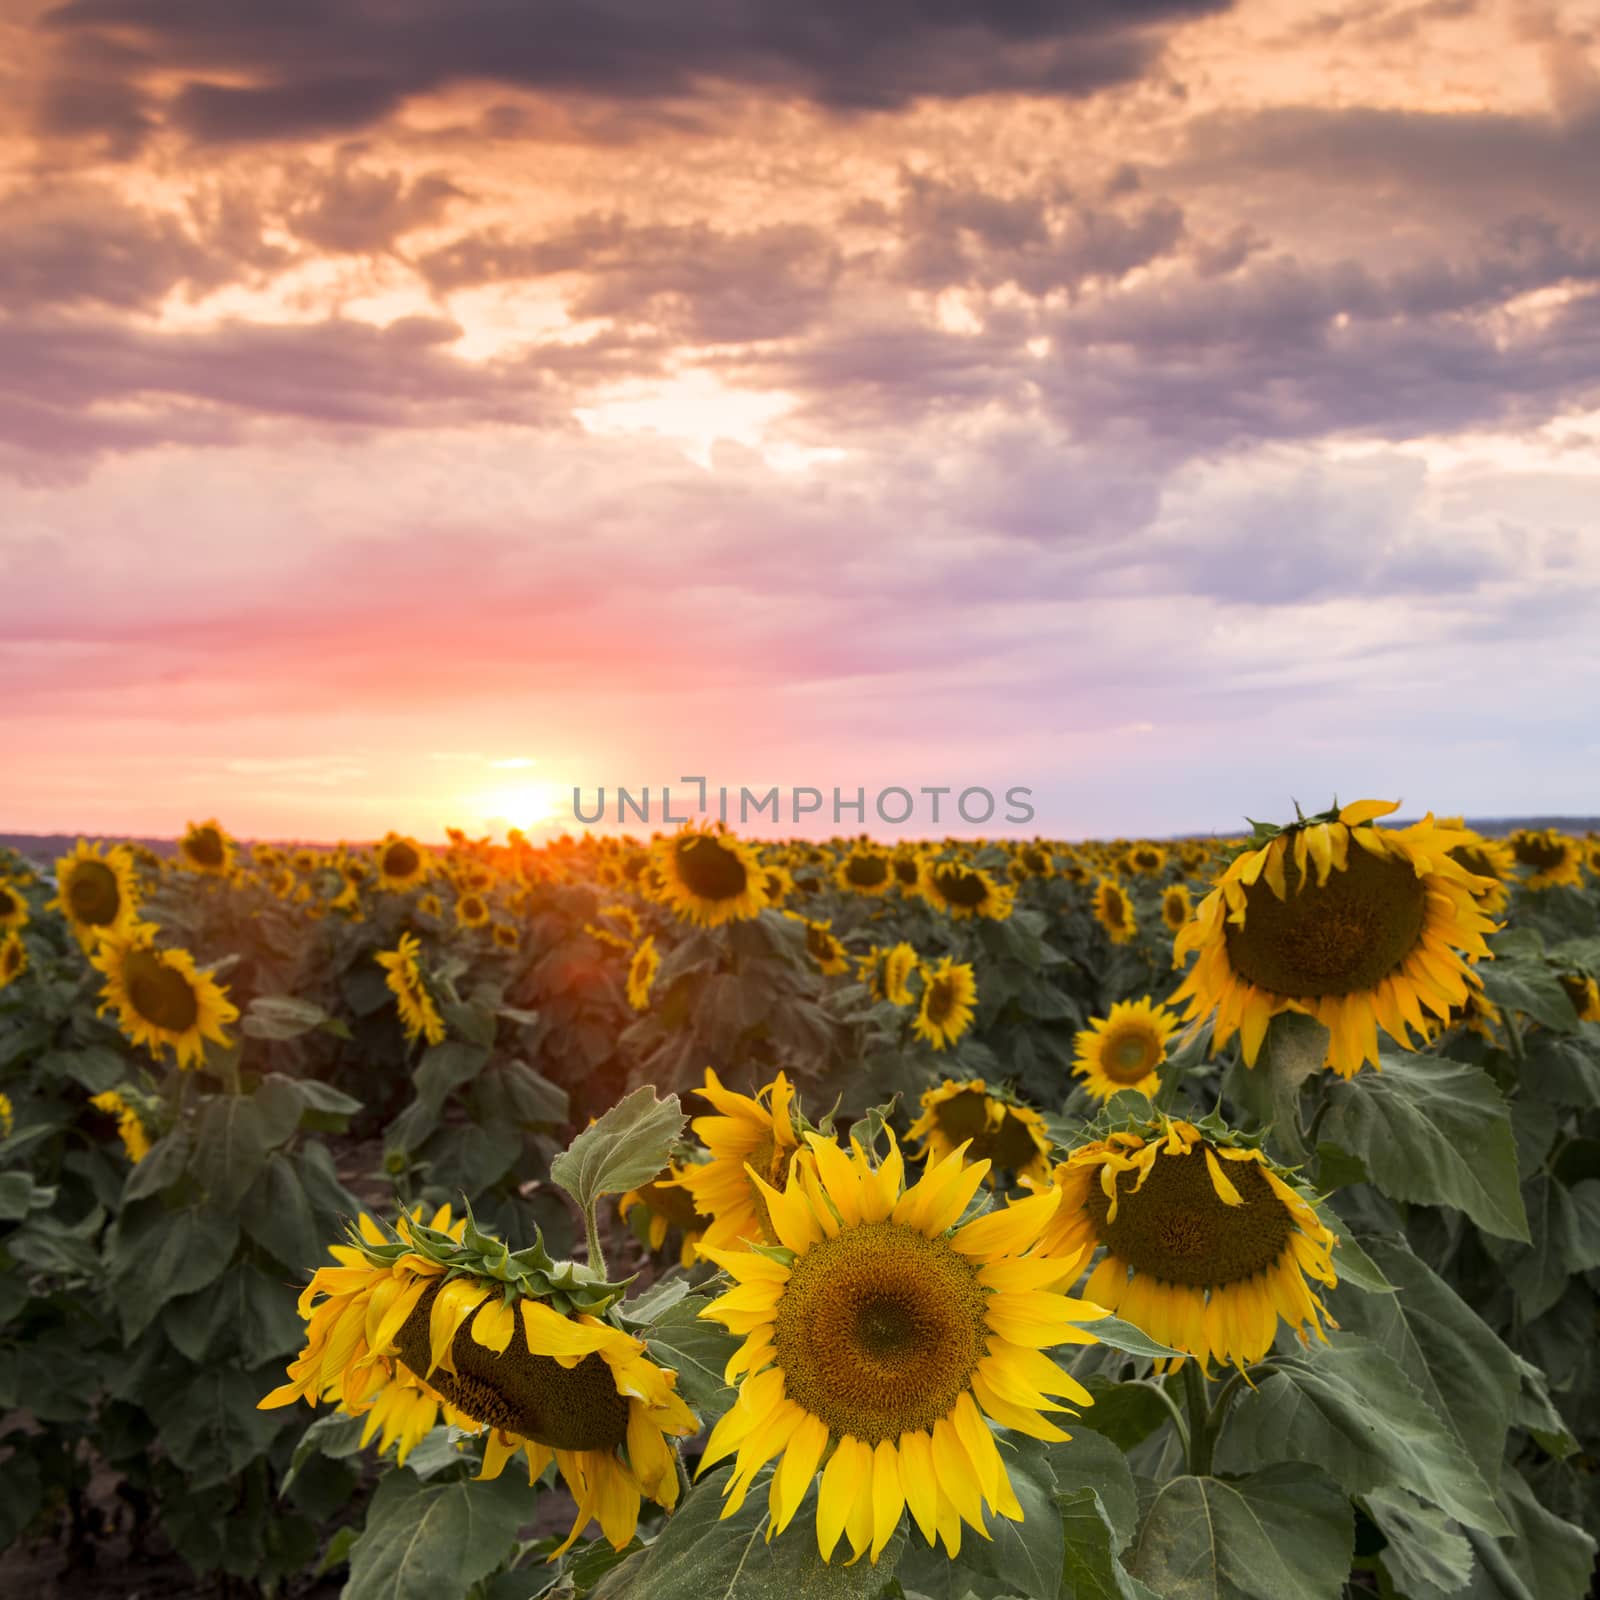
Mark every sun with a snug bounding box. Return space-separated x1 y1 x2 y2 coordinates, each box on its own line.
475 781 563 836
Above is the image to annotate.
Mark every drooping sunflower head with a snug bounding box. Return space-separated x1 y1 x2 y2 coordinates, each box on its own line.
91 925 239 1071
1560 972 1600 1024
836 847 893 896
374 832 430 891
1091 878 1136 945
653 824 769 928
0 880 28 934
626 935 660 1011
919 859 1015 922
48 841 142 949
619 1162 714 1267
0 930 27 990
859 941 918 1006
1072 998 1179 1103
1160 883 1192 934
375 932 446 1047
1171 800 1498 1079
178 818 235 877
259 1205 698 1556
1508 827 1584 891
676 1069 809 1252
912 957 978 1051
89 1088 151 1163
1042 1115 1337 1374
905 1079 1052 1188
800 917 851 976
697 1132 1103 1563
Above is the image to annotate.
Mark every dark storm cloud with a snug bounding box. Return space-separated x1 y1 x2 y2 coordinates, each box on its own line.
419 216 843 342
35 0 1231 148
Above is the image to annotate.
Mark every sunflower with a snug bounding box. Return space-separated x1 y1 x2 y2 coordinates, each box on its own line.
0 1091 11 1140
0 880 27 934
597 903 642 941
1072 998 1179 1103
375 832 430 892
800 918 851 977
653 825 769 928
89 1089 151 1164
919 860 1014 922
0 931 26 990
626 936 660 1011
1509 827 1584 891
1012 843 1056 879
375 932 446 1047
859 942 918 1006
259 1205 698 1555
1170 800 1498 1079
912 958 978 1051
890 848 923 891
762 863 796 907
905 1080 1052 1188
1560 973 1600 1024
1039 1117 1336 1374
1091 879 1136 945
697 1134 1103 1563
1126 844 1167 877
415 892 443 920
492 922 520 952
1160 884 1192 934
48 841 141 950
456 892 491 930
178 818 235 877
91 926 239 1070
1444 826 1515 916
619 1163 713 1266
677 1071 808 1253
836 847 893 896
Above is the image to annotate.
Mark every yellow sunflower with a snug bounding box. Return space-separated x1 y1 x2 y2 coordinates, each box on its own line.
698 1134 1103 1563
912 958 978 1051
177 818 236 877
1091 879 1136 945
1072 998 1179 1103
1509 827 1584 891
1012 843 1056 879
800 918 852 977
1171 800 1498 1079
91 926 239 1071
762 863 796 907
260 1205 698 1555
836 847 894 896
0 880 27 934
0 1090 11 1140
619 1163 713 1266
1040 1117 1336 1373
89 1089 151 1164
49 841 141 950
492 921 520 951
0 930 26 990
653 825 769 928
416 892 444 920
1160 884 1192 934
1126 843 1167 877
456 891 492 930
859 942 918 1006
626 936 660 1011
905 1080 1052 1188
1444 826 1515 916
677 1070 807 1252
597 902 642 941
375 933 446 1047
919 860 1015 922
890 847 924 892
1560 973 1600 1024
374 832 430 892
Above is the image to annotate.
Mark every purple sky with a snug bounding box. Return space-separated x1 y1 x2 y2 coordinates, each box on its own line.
3 0 1599 841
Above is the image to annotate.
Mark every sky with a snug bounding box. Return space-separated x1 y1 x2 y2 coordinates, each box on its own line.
3 0 1599 843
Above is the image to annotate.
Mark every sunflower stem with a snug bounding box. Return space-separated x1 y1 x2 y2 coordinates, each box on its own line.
583 1203 608 1278
1181 1360 1215 1476
1144 1374 1190 1459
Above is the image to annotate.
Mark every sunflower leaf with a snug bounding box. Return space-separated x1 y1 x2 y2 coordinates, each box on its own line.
1127 1465 1353 1600
1083 1316 1182 1361
550 1085 686 1214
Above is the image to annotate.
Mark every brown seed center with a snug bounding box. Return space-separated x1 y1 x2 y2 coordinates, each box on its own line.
124 947 199 1032
68 860 121 926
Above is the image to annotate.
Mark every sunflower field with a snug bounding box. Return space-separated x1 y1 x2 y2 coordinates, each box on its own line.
3 807 1600 1600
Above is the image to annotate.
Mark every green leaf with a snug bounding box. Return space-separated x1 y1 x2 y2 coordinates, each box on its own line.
1058 1488 1162 1600
1330 1237 1518 1488
142 1363 293 1488
1217 1334 1508 1536
342 1466 532 1600
192 1092 274 1209
636 1294 740 1415
1083 1316 1181 1361
1520 1031 1600 1110
280 1412 366 1499
1043 1428 1138 1549
1504 1176 1600 1320
241 1150 326 1272
108 1201 240 1339
0 1172 43 1221
616 1276 691 1327
1453 1463 1596 1600
1127 1466 1353 1600
1365 1487 1474 1597
1316 1053 1528 1241
1068 1379 1173 1452
592 1467 904 1600
550 1086 686 1215
1478 959 1580 1033
161 1260 306 1366
122 1126 195 1202
242 995 332 1040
